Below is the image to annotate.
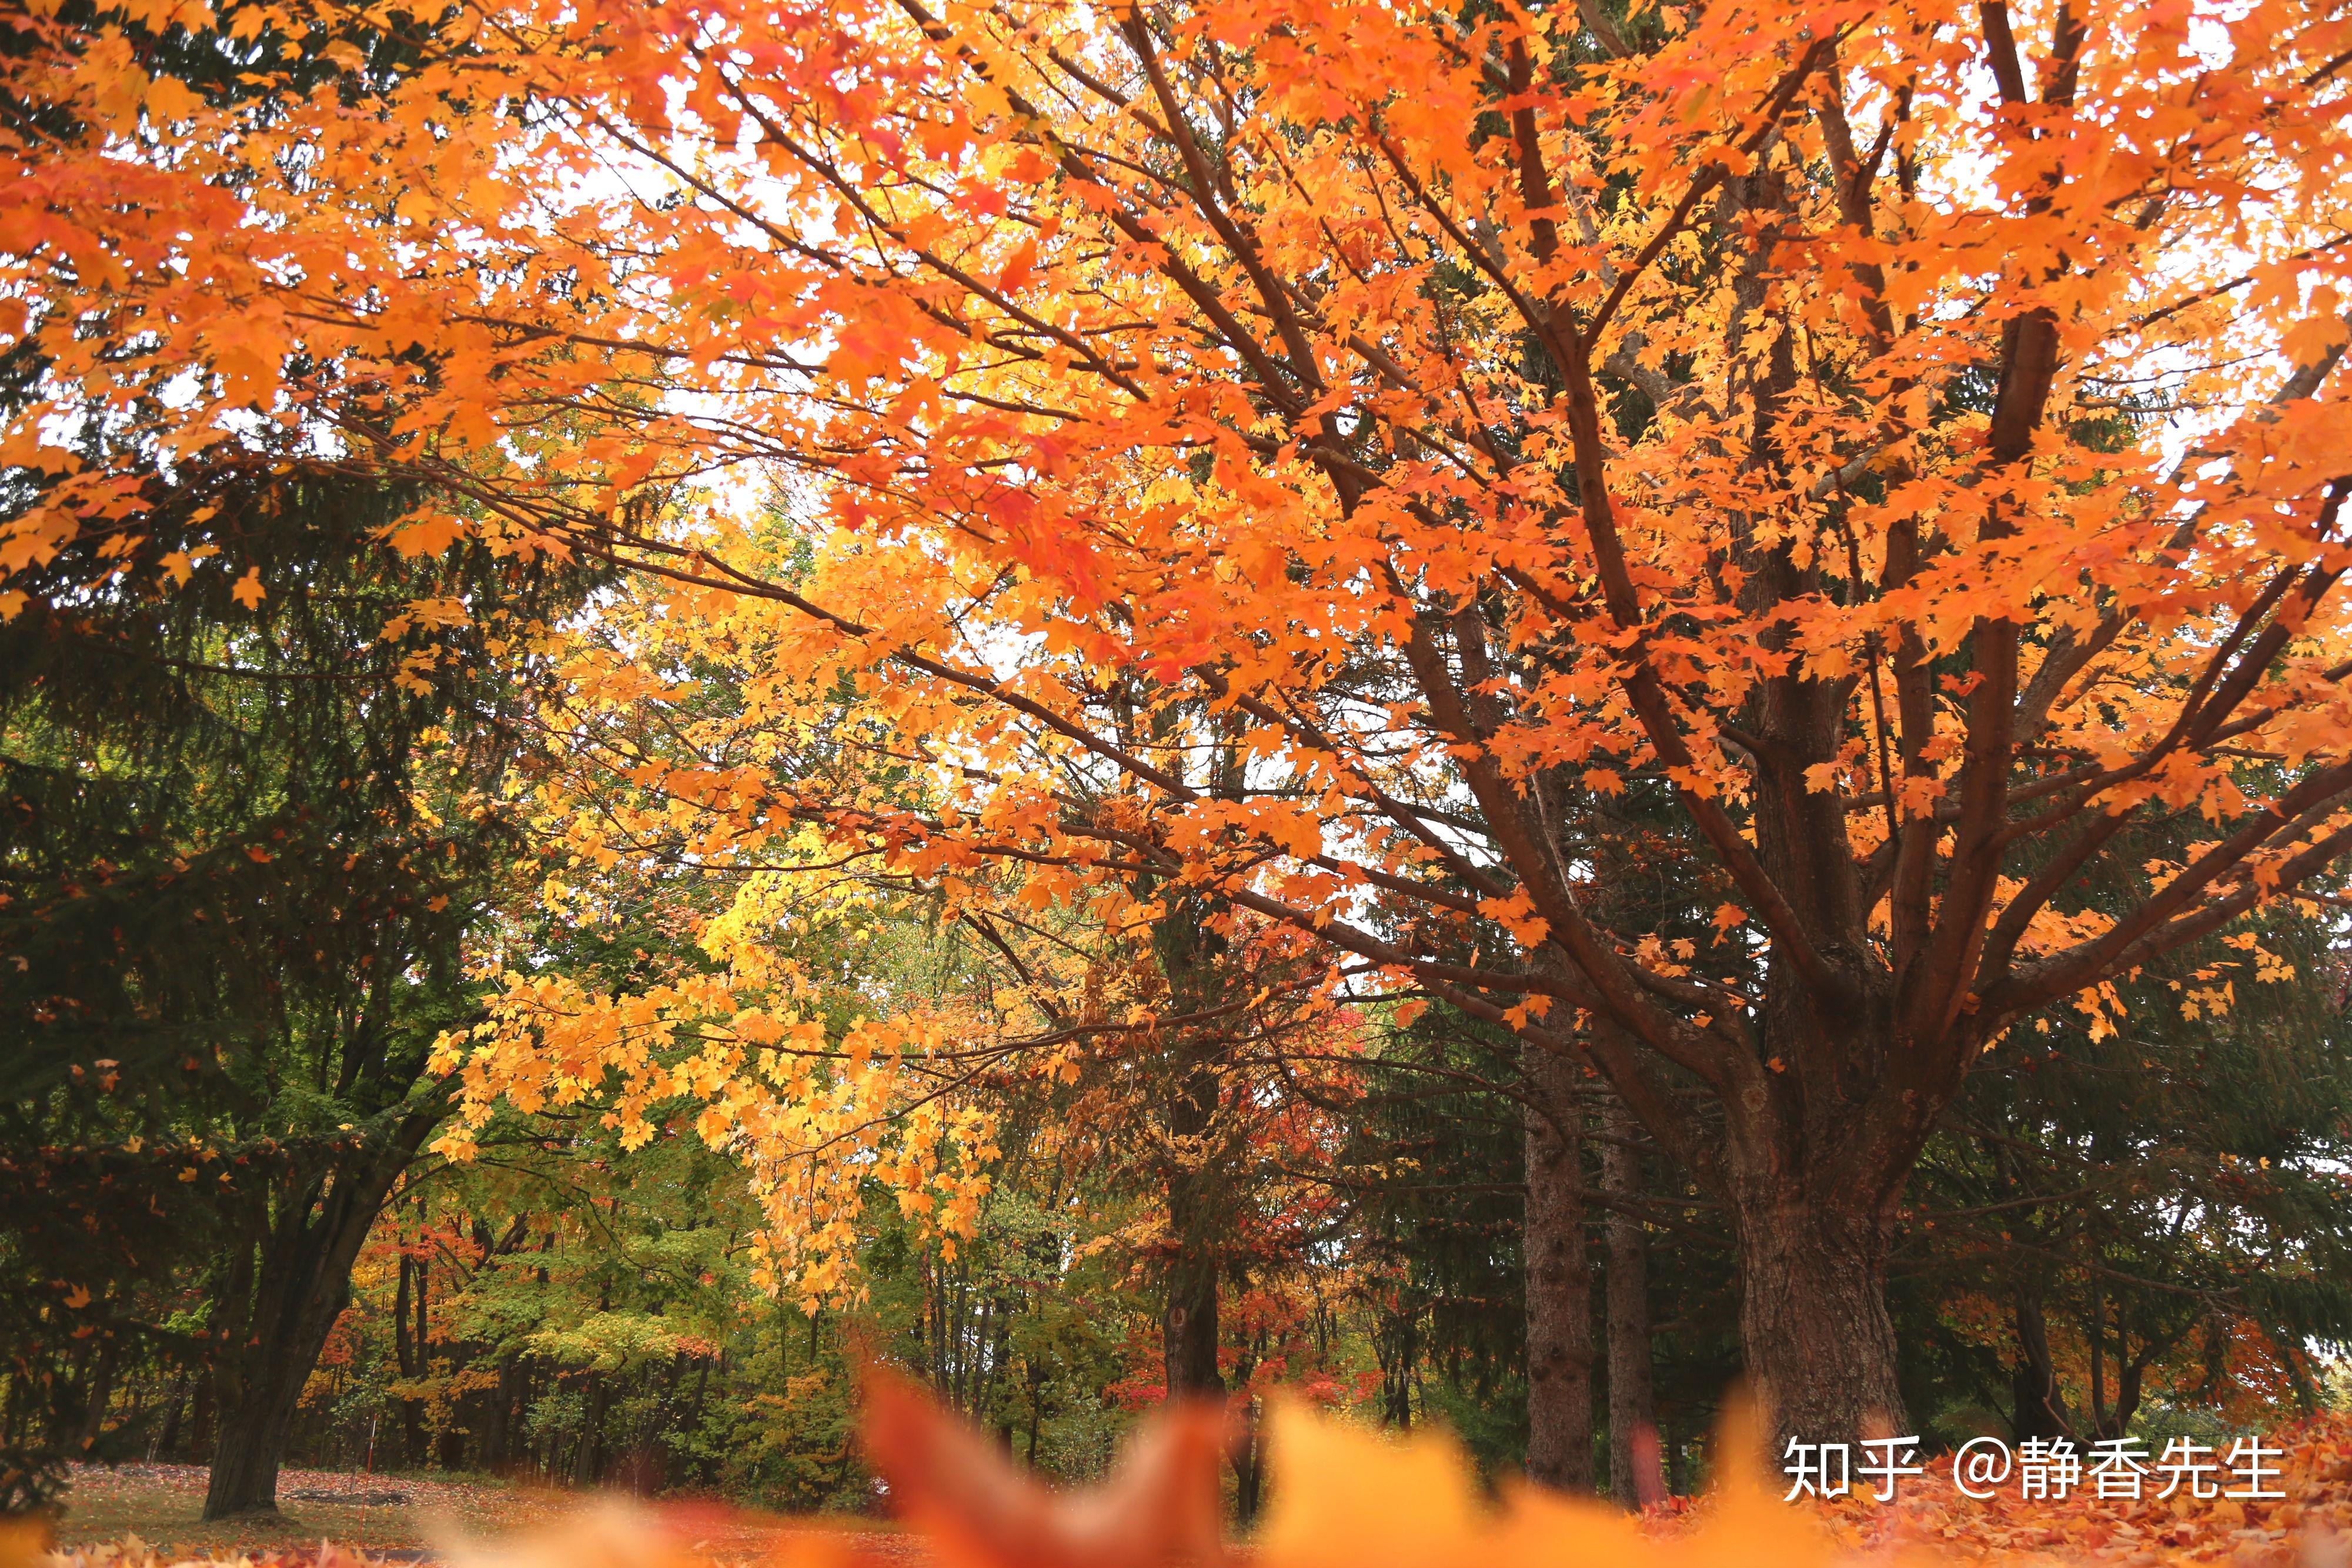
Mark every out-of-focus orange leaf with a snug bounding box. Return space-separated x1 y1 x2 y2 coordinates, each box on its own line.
1252 1395 1845 1568
0 1514 52 1568
860 1368 1226 1568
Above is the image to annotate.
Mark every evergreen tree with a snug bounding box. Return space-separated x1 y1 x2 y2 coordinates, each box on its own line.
0 459 602 1516
1899 906 2352 1445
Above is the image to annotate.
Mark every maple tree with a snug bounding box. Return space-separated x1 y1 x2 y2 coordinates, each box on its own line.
406 528 1373 1469
9 0 2352 1467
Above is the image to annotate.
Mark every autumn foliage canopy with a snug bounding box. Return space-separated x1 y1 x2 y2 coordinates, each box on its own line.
6 0 2352 1451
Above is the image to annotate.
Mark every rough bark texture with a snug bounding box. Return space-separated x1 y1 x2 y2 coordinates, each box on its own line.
1727 1179 1907 1453
202 1117 436 1519
1601 1094 1658 1506
1152 887 1230 1401
1161 1229 1222 1396
203 1209 368 1517
1523 1045 1593 1492
1158 1038 1224 1399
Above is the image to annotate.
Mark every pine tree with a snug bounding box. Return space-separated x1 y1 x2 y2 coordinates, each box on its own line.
0 459 601 1515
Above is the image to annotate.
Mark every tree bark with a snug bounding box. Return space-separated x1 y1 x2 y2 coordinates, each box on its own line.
154 1377 188 1459
203 1120 434 1519
1024 1368 1044 1467
1376 1308 1415 1429
483 1356 523 1473
203 1216 362 1517
2106 1360 2147 1437
1161 1242 1221 1396
188 1370 215 1462
1601 1095 1658 1506
1522 1044 1593 1492
73 1340 120 1454
393 1251 427 1466
1154 892 1228 1401
2010 1287 2073 1440
573 1370 609 1487
1231 1399 1264 1522
1726 1178 1906 1453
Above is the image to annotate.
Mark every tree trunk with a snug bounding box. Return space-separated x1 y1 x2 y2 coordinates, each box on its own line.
1153 891 1229 1403
482 1356 520 1473
2107 1359 2147 1437
203 1252 346 1517
2010 1287 2073 1440
1601 1095 1658 1506
1024 1369 1044 1467
1162 1248 1221 1396
1232 1399 1264 1522
393 1252 427 1466
1726 1179 1906 1454
154 1377 188 1460
188 1372 216 1462
1522 1045 1593 1492
203 1125 432 1519
573 1371 609 1487
73 1340 120 1454
1376 1309 1415 1429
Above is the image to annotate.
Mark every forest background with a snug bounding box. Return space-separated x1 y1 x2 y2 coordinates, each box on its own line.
7 0 2352 1537
8 470 2352 1528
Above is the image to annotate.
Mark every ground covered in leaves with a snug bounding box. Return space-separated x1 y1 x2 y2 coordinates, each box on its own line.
22 1413 2352 1568
1677 1415 2352 1567
37 1466 900 1564
47 1465 573 1556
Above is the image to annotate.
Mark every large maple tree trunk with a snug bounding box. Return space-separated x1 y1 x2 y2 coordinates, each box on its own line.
205 1366 318 1520
1522 1047 1593 1492
1688 785 1924 1452
1724 1174 1906 1449
1576 989 1933 1455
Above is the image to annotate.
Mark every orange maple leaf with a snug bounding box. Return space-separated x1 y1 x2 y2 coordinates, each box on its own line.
861 1368 1227 1568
